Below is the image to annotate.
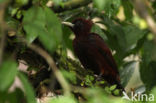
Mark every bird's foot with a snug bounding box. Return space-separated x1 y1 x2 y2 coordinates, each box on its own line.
95 73 103 81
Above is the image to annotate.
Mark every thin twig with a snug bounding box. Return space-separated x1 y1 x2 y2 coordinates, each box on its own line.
26 42 71 96
0 3 7 65
133 0 156 42
0 33 6 65
49 0 92 13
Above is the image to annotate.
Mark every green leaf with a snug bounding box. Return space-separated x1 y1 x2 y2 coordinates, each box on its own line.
61 70 77 84
10 88 24 103
120 61 136 87
151 87 156 101
141 61 156 91
49 96 77 103
85 75 94 86
0 91 7 103
23 6 45 43
8 92 18 103
93 0 109 11
109 85 117 91
106 0 121 17
18 72 36 103
113 89 120 95
141 40 156 64
0 61 18 91
91 24 108 41
101 15 147 64
140 40 156 91
109 25 127 50
105 24 127 63
122 0 133 21
39 7 62 52
93 0 121 17
86 88 114 103
23 6 62 52
123 25 147 51
133 33 147 53
105 87 111 94
15 0 28 7
101 15 127 60
53 0 63 5
62 26 73 50
0 0 7 3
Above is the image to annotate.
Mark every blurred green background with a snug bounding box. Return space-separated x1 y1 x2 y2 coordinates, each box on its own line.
0 0 156 103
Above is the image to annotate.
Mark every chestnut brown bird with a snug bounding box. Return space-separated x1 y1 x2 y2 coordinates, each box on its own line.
63 18 124 90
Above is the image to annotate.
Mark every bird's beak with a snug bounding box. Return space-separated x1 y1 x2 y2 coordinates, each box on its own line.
62 22 74 28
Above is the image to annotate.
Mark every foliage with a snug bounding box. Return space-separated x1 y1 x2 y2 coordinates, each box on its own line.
0 0 156 103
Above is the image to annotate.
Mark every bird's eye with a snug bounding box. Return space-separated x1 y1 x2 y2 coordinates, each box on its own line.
74 21 84 28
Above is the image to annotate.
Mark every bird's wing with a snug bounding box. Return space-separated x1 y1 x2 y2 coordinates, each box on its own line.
73 38 100 72
73 33 121 87
88 33 119 76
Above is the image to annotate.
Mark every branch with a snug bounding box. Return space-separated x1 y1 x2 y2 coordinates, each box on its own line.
26 43 71 96
133 0 156 42
49 0 92 13
0 3 7 65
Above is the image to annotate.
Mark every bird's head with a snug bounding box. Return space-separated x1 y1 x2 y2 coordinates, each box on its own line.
62 18 93 36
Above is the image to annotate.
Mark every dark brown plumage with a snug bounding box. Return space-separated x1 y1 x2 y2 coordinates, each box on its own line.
64 18 124 90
